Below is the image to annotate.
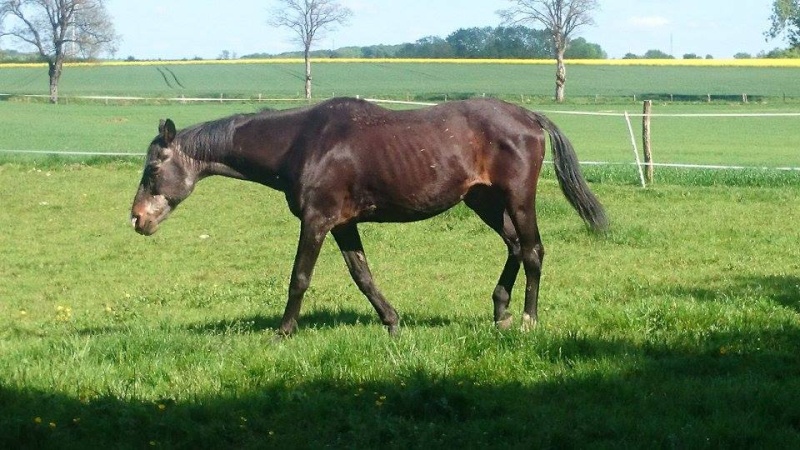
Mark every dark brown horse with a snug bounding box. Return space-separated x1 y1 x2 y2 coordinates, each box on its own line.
131 97 607 336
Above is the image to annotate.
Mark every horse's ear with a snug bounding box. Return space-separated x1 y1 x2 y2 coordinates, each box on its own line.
158 119 177 145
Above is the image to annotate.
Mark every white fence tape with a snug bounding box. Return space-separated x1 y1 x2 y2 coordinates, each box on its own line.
1 95 798 172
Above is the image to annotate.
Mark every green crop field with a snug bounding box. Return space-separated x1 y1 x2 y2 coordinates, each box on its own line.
1 60 800 448
2 60 800 101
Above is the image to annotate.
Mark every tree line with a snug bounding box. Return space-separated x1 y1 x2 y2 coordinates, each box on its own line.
245 26 606 60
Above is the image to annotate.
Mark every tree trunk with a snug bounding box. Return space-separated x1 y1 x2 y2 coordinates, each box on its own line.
48 59 63 104
304 47 312 99
555 50 566 103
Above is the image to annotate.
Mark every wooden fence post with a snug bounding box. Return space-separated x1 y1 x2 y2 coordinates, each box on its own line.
642 100 654 184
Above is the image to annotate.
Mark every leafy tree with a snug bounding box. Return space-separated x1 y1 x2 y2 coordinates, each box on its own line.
269 0 352 99
488 26 552 58
397 36 453 58
765 45 800 57
643 49 673 59
360 44 400 58
0 0 118 104
447 27 493 58
564 37 606 59
498 0 599 102
445 26 552 59
766 0 800 48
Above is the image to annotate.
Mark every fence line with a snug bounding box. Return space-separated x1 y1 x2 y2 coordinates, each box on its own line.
0 149 144 156
4 92 800 118
2 96 798 174
537 110 800 118
3 149 799 172
0 93 309 103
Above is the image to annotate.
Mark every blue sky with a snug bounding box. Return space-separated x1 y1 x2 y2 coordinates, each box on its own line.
99 0 777 59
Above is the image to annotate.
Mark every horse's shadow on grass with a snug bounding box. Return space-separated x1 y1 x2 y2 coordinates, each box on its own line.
664 274 800 312
187 308 455 335
5 326 800 449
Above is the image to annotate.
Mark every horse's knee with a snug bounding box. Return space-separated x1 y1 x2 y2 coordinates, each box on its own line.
522 243 544 270
288 273 311 298
508 240 522 260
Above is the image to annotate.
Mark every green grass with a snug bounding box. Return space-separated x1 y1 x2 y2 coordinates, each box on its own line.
1 101 799 174
1 61 799 447
2 62 800 101
1 161 799 448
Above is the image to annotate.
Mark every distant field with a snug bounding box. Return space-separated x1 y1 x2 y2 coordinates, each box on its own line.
2 59 800 101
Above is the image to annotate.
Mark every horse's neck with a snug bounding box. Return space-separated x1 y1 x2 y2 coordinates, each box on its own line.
220 114 303 190
178 138 246 182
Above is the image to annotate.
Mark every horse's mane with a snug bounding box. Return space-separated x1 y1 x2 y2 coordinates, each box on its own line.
176 109 277 160
174 100 372 161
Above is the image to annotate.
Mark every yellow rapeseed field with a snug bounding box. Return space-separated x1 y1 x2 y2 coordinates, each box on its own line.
2 58 800 69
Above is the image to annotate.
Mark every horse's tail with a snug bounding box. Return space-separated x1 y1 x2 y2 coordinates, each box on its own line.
531 112 609 233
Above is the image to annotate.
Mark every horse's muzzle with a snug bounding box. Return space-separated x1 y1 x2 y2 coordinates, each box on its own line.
130 194 170 236
131 213 158 236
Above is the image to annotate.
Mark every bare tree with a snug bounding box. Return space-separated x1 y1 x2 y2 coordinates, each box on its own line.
0 0 118 103
269 0 352 99
499 0 598 102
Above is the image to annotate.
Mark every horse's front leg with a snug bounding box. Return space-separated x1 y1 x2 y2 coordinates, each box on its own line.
277 219 327 337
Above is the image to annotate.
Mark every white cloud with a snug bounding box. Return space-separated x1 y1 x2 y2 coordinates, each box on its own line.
628 16 671 28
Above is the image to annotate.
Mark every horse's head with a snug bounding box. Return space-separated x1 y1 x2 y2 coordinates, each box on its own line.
130 119 196 236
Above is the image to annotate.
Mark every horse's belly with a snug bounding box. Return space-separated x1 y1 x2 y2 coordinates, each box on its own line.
360 177 472 223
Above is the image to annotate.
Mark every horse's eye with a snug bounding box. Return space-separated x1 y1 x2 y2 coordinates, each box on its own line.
158 148 174 162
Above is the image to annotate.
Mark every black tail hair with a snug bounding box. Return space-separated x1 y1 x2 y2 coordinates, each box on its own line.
532 112 609 233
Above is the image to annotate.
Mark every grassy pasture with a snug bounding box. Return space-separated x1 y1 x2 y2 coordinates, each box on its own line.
1 161 799 448
2 60 800 101
1 60 800 447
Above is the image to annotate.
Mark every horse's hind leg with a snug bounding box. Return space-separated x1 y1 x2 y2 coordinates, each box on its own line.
332 223 400 335
505 197 544 331
464 188 521 329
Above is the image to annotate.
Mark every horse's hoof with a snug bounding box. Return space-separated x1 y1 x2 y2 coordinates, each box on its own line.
520 313 537 332
495 313 513 330
387 324 400 337
271 331 291 344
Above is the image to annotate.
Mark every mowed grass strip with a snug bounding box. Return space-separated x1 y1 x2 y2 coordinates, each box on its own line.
0 162 798 448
